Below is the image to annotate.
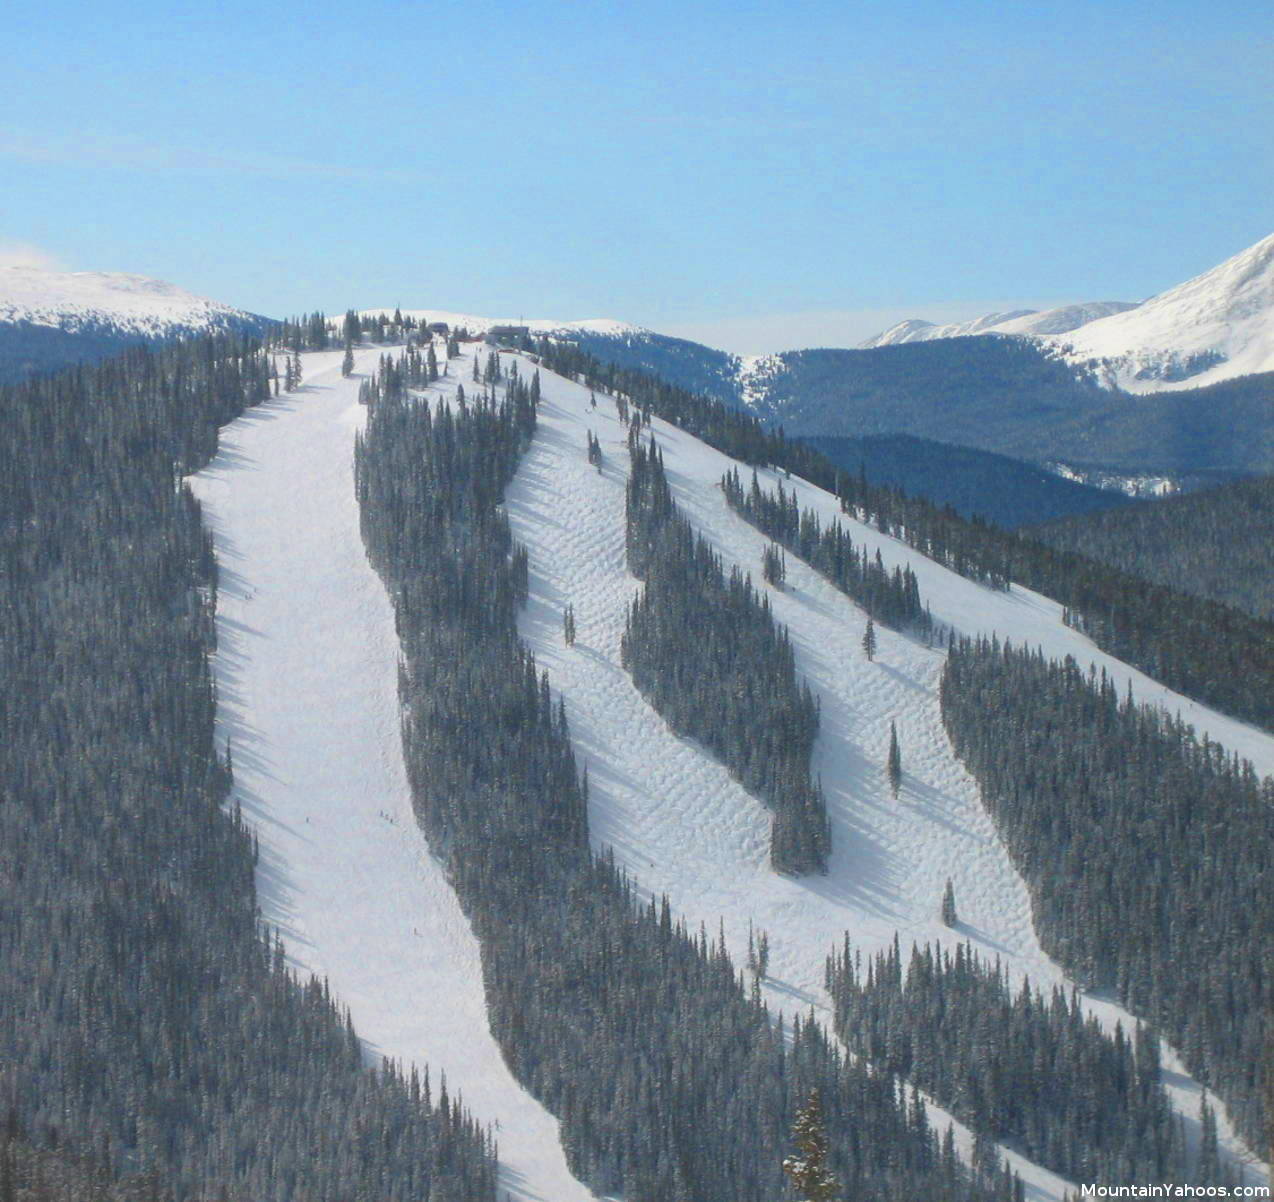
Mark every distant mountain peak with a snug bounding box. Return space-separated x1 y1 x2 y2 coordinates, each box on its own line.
1051 231 1274 391
0 265 263 338
0 265 272 380
859 303 1137 349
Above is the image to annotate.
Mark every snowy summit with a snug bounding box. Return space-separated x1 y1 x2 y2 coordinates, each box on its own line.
0 265 264 339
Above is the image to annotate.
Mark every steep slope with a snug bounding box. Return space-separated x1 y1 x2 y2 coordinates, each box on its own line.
495 350 1269 1195
0 265 272 380
188 347 596 1202
1052 231 1274 391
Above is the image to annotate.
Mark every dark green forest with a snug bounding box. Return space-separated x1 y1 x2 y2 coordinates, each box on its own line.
940 639 1273 1156
721 467 932 634
0 338 494 1199
826 938 1201 1186
1034 473 1274 621
802 433 1133 529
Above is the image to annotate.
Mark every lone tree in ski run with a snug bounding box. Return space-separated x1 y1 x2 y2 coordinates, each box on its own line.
887 720 902 798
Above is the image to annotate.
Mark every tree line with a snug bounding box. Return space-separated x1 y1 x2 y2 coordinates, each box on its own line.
722 466 932 635
826 937 1210 1185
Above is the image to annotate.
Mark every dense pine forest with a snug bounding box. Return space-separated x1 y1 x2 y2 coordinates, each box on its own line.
0 338 495 1199
940 639 1273 1156
536 335 1274 731
1034 473 1274 622
624 438 830 874
826 938 1203 1186
355 345 1023 1202
722 466 932 635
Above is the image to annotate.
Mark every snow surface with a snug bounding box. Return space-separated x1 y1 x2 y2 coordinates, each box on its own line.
0 265 259 337
489 349 1269 1197
1050 231 1274 392
187 347 597 1202
860 302 1136 348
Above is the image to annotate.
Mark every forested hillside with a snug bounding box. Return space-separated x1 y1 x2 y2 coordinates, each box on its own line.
0 338 494 1198
802 433 1133 528
557 328 1274 478
355 346 1022 1202
1033 474 1274 621
941 639 1273 1155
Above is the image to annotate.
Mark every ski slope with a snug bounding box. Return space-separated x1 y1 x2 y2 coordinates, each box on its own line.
489 348 1270 1197
188 347 597 1202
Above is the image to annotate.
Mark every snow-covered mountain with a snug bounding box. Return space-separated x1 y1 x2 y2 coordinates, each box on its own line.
188 333 1267 1201
1 265 264 337
0 265 272 379
860 301 1136 348
1049 232 1274 392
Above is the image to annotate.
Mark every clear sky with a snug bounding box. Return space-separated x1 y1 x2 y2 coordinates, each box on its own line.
4 0 1272 352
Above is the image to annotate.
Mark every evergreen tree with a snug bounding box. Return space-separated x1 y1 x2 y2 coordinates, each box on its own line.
563 603 577 647
762 543 786 588
941 879 957 927
887 721 902 798
862 617 877 662
783 1091 841 1202
342 342 355 378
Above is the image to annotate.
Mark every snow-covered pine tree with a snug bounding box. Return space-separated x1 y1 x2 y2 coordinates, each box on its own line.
783 1090 841 1202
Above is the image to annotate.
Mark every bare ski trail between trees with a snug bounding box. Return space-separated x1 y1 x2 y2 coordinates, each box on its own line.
189 346 597 1202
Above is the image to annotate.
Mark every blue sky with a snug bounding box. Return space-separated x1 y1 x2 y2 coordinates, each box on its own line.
4 0 1271 352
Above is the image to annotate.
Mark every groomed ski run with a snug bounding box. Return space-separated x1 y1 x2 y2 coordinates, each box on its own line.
189 345 598 1202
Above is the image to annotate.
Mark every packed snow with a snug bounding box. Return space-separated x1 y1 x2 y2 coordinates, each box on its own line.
1050 231 1274 391
188 347 597 1202
0 264 261 337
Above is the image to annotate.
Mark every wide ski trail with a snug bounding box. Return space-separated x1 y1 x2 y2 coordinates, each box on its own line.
189 347 596 1202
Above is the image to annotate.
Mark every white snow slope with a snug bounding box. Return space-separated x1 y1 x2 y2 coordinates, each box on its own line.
1050 231 1274 392
492 349 1270 1197
188 346 597 1202
860 302 1136 348
0 264 262 337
